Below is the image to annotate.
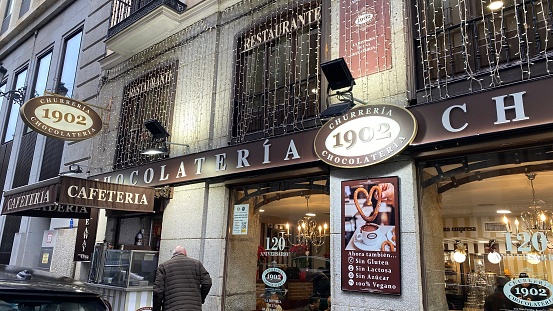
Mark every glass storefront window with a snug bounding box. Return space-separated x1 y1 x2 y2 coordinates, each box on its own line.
226 176 330 311
420 145 553 311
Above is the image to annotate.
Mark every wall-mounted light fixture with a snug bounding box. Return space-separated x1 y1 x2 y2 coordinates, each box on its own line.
59 164 83 176
0 86 26 105
141 119 189 155
144 119 170 141
56 82 69 97
0 63 26 105
0 63 7 81
319 58 367 120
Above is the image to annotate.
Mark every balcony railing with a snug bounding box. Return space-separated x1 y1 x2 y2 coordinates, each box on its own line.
108 0 186 39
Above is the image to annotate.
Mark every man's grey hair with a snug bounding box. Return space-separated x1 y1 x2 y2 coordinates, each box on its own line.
172 245 187 256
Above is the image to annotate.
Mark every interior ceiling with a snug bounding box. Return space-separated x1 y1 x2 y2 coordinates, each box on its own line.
440 170 553 218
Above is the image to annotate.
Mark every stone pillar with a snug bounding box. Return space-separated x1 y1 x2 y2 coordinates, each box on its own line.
421 172 448 311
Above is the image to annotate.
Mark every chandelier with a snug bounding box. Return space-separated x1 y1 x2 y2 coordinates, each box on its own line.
285 195 328 251
503 173 551 264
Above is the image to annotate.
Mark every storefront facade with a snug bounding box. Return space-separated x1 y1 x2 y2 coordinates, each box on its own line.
410 77 553 310
89 0 553 310
91 0 422 310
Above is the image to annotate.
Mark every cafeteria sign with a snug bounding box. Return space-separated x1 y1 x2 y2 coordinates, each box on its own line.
314 104 417 168
20 95 103 141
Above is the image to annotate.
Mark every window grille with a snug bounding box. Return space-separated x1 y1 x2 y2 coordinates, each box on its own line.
413 0 553 102
231 1 322 144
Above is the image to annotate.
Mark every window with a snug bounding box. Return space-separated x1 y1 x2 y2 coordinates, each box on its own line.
414 0 553 99
3 69 27 143
1 0 13 33
114 63 178 169
58 31 83 98
19 0 30 17
232 2 321 143
419 145 553 310
32 51 52 98
225 176 331 311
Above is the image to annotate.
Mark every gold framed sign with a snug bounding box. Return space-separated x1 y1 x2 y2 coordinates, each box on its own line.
314 104 417 168
20 95 103 141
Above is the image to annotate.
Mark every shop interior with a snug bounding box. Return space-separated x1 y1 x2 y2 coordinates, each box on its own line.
421 145 553 310
227 175 331 311
88 202 164 288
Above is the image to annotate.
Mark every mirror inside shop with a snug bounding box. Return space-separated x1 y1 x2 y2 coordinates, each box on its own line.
422 145 553 311
229 178 331 311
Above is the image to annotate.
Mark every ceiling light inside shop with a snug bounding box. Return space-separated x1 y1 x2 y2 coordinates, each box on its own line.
453 240 467 263
496 210 511 214
488 252 502 264
259 209 265 212
527 250 541 264
487 239 501 264
285 195 328 252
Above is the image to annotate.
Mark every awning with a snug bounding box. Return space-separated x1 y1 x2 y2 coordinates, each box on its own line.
2 176 155 219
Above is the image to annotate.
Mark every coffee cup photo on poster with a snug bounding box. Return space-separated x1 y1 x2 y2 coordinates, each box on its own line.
343 179 398 252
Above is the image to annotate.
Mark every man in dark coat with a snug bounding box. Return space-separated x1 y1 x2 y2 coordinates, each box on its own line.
153 246 212 311
484 276 515 311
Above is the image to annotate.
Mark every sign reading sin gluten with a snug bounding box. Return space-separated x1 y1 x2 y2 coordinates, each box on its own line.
19 95 103 141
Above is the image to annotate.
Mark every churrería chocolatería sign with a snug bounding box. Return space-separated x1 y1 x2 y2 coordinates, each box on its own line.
19 95 103 141
341 176 401 295
314 105 417 168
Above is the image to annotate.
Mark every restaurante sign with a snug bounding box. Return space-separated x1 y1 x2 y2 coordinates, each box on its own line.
19 95 103 141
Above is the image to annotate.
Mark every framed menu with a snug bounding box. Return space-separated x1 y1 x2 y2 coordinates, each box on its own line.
341 176 401 295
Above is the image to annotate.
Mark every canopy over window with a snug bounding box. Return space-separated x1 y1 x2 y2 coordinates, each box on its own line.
2 176 155 218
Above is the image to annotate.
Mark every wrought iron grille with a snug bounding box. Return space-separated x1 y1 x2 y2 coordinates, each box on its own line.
108 0 186 38
231 1 322 144
414 0 553 103
114 62 178 169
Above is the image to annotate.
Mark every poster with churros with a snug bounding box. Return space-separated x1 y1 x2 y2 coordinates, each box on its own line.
341 176 401 295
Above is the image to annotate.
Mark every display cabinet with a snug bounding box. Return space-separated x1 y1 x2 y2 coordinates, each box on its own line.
99 250 159 288
444 253 461 295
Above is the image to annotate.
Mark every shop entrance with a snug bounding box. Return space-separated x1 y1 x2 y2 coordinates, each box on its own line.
225 175 331 311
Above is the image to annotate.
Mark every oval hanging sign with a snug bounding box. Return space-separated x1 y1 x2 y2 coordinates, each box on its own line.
20 95 103 141
314 104 417 168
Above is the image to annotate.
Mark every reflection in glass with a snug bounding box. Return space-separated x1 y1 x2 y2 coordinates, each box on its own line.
59 31 82 98
33 52 52 97
4 69 27 143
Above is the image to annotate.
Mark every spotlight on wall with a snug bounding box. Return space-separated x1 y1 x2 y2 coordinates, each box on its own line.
319 58 367 121
141 145 169 156
144 119 170 141
141 120 189 156
321 58 355 91
59 164 83 176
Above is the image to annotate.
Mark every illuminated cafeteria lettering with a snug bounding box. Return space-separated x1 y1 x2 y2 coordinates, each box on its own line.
6 190 50 210
67 185 148 205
